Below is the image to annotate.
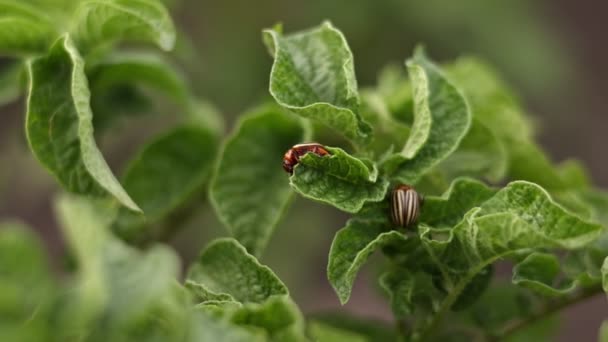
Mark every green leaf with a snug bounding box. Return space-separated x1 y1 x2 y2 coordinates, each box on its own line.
423 182 602 277
375 63 413 122
452 266 493 311
438 119 508 183
380 269 442 318
400 63 431 159
445 57 532 144
465 284 559 341
0 1 56 56
195 296 307 342
444 58 579 191
327 208 408 304
72 0 176 52
210 105 308 256
512 252 578 296
187 238 307 341
113 125 219 243
263 21 372 146
416 181 602 338
359 90 410 158
291 147 389 213
508 143 573 191
186 238 288 304
0 221 53 342
581 190 608 228
228 296 307 342
475 181 603 248
419 177 496 228
54 194 190 341
308 321 366 342
26 35 140 212
389 48 471 184
188 310 265 342
378 180 497 320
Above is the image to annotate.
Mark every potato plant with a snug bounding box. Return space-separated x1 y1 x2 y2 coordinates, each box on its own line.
1 1 607 341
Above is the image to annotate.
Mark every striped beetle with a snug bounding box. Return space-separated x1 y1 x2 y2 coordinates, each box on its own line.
390 184 422 228
282 143 330 174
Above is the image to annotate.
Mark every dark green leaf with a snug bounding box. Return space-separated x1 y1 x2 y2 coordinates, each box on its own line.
464 284 559 341
113 125 219 243
389 48 471 184
263 21 372 145
72 0 176 52
186 238 288 304
380 269 442 318
415 181 602 339
0 1 56 56
452 266 493 311
210 105 308 256
291 147 389 213
26 35 140 212
327 208 407 304
419 177 496 228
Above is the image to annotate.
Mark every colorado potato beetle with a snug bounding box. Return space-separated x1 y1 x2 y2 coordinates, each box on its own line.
282 143 330 174
390 184 422 228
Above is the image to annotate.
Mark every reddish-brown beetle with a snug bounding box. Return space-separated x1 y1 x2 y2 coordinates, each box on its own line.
390 184 422 228
282 143 330 174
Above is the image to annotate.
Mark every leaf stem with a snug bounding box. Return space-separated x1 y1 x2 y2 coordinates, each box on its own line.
490 284 603 341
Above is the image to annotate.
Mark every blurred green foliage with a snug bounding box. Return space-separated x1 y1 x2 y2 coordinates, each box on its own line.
0 0 605 342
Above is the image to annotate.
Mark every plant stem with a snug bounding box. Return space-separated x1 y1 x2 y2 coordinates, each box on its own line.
490 284 603 341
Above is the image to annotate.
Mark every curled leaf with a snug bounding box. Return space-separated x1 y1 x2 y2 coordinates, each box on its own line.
186 238 288 304
26 35 140 212
291 147 389 213
388 48 471 184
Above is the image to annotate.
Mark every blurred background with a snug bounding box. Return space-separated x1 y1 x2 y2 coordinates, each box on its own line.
1 0 606 340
